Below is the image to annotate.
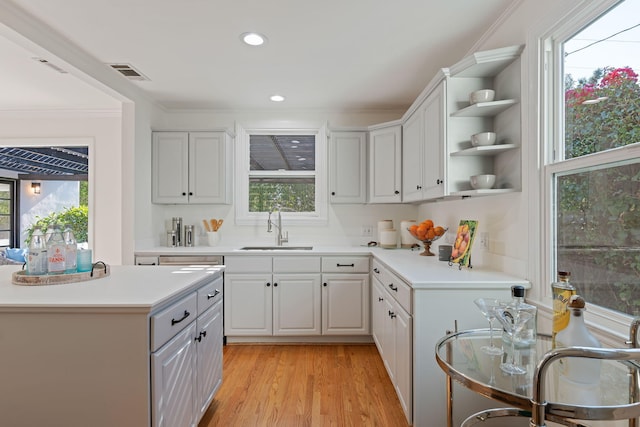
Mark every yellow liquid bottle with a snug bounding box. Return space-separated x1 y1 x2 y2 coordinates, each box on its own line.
552 271 576 347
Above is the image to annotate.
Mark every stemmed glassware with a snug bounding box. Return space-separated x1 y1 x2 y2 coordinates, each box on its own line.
474 298 503 356
493 307 532 375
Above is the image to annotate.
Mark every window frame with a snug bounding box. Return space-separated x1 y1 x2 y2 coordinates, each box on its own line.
0 178 18 249
234 124 328 226
539 0 639 331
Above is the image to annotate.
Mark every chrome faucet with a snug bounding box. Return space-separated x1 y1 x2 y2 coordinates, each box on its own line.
267 206 288 246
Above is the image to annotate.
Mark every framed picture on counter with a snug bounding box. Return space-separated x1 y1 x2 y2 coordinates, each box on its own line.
450 219 478 268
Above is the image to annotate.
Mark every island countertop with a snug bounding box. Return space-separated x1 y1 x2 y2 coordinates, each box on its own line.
0 264 223 311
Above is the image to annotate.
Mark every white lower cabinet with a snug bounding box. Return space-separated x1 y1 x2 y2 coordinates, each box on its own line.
274 273 322 335
196 300 223 419
152 322 198 427
224 256 322 337
371 260 412 423
151 276 224 427
321 273 370 334
225 255 370 338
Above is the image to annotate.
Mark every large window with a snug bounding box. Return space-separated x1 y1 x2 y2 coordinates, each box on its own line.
235 126 327 225
545 0 640 316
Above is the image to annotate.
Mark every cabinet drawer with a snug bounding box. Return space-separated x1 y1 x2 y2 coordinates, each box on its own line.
197 276 223 314
322 256 369 273
381 268 412 315
151 292 198 352
371 258 384 281
224 255 272 273
273 256 321 273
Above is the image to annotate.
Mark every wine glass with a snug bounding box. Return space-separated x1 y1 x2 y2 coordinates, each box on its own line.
493 307 532 375
473 298 503 356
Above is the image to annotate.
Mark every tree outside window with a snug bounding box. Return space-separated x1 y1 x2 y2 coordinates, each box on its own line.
554 0 640 315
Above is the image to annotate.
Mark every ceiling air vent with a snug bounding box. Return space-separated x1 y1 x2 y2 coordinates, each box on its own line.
108 63 149 81
33 58 68 74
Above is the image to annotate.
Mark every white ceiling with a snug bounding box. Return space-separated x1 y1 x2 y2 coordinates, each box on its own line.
1 0 514 112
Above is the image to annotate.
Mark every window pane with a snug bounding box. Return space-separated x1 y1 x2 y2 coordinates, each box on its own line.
0 214 9 229
250 135 315 171
556 160 640 315
249 179 315 212
0 230 9 248
563 0 640 159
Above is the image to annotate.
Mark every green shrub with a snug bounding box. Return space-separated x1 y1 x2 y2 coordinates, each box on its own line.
25 206 88 244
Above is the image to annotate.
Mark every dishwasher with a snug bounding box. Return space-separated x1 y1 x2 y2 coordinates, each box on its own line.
157 255 224 267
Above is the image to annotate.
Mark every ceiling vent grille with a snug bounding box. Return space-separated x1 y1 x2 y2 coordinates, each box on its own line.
108 63 149 81
32 58 68 74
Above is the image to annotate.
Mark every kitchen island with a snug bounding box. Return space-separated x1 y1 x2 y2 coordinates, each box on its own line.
0 264 224 427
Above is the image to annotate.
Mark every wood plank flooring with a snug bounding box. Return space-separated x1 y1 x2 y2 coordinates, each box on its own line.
199 344 410 427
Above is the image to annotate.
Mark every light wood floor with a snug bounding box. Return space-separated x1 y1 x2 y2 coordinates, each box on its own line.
199 344 411 427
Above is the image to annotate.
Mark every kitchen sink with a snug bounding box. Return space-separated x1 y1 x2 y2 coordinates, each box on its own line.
239 246 313 251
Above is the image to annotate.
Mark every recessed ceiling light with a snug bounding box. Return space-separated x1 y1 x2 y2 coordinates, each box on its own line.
298 158 306 161
291 140 300 144
270 95 285 102
241 32 267 46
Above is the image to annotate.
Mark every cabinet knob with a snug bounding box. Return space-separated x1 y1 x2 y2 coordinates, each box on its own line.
331 191 336 196
323 282 328 287
273 282 278 287
416 185 422 190
182 192 187 196
390 312 397 319
373 268 380 274
194 330 207 342
388 284 398 292
266 282 271 287
394 190 400 195
378 297 384 302
189 192 193 196
437 179 443 185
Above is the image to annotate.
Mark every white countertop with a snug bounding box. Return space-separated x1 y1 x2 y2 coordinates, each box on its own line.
0 265 223 312
136 245 528 290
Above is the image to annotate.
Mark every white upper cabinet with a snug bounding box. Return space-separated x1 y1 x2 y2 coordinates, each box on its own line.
402 80 446 202
445 45 523 197
329 131 367 204
152 131 233 204
369 123 402 203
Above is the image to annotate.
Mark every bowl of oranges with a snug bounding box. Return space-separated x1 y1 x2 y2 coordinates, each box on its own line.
407 220 447 256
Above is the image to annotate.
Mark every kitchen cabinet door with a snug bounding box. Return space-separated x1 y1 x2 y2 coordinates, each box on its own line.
321 273 370 335
152 131 232 204
421 81 445 199
393 303 413 421
151 322 197 427
152 132 189 204
189 132 232 204
329 131 367 203
224 274 273 335
273 273 321 335
369 124 402 203
401 108 423 202
371 277 387 357
195 300 223 420
401 80 446 202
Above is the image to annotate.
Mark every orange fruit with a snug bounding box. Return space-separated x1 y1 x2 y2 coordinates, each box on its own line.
422 219 434 229
434 226 445 236
416 225 427 239
426 228 436 240
409 224 419 235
